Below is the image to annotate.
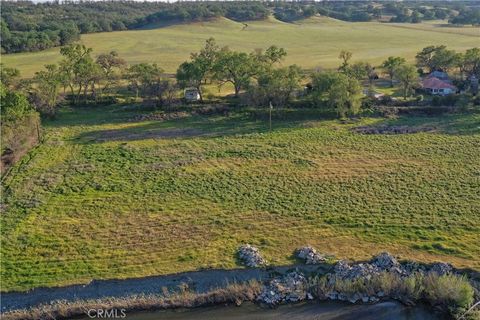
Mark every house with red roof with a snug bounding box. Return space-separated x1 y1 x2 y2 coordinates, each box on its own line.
421 76 457 96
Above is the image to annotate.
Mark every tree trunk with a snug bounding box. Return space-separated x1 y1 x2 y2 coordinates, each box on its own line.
83 84 88 104
75 84 82 105
91 82 97 104
197 85 203 103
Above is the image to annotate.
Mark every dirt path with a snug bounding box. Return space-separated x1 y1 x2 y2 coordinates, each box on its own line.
1 265 323 313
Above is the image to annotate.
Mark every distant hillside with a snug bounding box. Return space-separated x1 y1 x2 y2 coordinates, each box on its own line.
3 16 476 78
2 0 478 54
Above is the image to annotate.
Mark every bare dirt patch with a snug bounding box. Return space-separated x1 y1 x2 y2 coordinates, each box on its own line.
352 125 436 135
129 111 190 122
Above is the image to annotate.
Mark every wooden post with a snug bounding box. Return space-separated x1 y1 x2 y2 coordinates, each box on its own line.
269 101 273 131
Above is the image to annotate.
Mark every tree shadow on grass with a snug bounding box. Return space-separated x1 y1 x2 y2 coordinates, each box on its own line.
74 115 290 144
72 107 338 144
44 104 144 129
135 19 198 30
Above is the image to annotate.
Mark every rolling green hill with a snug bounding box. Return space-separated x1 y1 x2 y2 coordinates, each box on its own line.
3 17 478 77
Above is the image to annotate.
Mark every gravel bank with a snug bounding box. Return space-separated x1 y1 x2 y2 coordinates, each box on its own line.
1 265 323 313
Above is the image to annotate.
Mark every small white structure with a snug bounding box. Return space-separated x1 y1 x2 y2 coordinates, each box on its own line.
184 88 200 101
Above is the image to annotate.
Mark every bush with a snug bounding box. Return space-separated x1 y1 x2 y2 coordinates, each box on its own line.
431 95 459 107
455 94 472 110
473 95 480 106
1 113 41 174
314 271 475 316
423 273 474 311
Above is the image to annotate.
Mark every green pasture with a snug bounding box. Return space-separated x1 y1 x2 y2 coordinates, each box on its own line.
3 16 479 77
1 105 479 291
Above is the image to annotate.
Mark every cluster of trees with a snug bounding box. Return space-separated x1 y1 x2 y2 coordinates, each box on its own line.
314 2 373 22
1 1 167 53
1 44 183 116
1 67 35 122
415 46 480 77
383 1 480 24
387 2 453 24
176 39 295 104
264 1 476 24
139 2 268 26
449 8 480 25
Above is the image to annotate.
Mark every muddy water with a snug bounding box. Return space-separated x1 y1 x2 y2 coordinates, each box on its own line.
90 301 444 320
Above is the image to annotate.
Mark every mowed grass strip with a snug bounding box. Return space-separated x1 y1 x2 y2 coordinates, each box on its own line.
2 16 479 77
1 107 479 291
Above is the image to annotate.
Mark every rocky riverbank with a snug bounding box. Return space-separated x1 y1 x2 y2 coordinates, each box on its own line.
2 247 478 320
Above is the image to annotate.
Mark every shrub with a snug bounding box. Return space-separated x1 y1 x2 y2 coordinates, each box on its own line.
1 113 41 174
473 95 480 106
313 271 474 316
423 273 474 311
455 94 472 110
431 95 459 107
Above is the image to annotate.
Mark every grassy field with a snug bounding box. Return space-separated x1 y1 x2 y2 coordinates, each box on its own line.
1 105 479 291
3 16 479 77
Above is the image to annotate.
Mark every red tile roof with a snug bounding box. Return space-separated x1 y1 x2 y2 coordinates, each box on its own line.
422 77 457 90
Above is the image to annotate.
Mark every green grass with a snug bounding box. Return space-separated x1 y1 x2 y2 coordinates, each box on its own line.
2 16 479 77
1 105 479 292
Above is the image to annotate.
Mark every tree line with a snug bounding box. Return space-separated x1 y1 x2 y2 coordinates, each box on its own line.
2 1 478 54
2 39 479 123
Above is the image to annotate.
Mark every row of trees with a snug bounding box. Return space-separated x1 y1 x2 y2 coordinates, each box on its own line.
3 41 479 120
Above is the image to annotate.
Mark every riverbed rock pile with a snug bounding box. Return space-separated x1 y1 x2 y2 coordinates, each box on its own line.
257 271 310 305
238 245 267 268
430 262 453 276
371 252 407 275
334 252 408 280
333 260 382 280
296 246 326 264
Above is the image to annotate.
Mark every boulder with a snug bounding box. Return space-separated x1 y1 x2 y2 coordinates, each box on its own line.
371 252 399 270
237 244 267 268
296 246 326 264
